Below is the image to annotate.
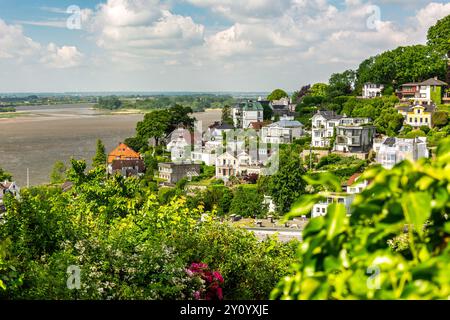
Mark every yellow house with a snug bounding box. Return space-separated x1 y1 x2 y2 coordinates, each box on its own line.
397 104 435 128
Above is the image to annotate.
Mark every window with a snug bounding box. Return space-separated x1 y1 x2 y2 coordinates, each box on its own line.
409 118 413 122
322 208 326 213
316 208 320 213
420 118 423 123
425 118 428 123
338 198 345 204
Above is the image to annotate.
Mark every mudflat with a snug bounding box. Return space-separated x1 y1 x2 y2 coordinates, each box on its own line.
0 104 221 186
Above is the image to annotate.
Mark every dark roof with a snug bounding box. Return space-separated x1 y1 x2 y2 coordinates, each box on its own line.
419 78 447 86
383 137 396 147
316 110 344 120
216 123 234 130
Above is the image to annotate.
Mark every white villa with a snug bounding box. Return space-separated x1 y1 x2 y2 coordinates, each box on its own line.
311 110 343 148
375 137 429 169
261 116 304 144
362 83 384 98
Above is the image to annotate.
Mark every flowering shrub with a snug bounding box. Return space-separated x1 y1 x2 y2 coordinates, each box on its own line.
186 262 224 300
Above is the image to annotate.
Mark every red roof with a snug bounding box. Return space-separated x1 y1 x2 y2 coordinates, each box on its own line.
108 143 141 163
347 173 361 186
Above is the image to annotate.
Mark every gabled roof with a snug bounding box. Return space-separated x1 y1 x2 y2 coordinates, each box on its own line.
269 120 303 128
314 110 344 120
419 78 447 86
347 173 362 186
108 143 141 163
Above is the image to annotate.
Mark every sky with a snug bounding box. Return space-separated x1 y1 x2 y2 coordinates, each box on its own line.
0 0 449 93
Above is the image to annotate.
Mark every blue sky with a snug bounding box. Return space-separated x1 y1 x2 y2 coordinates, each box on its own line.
0 0 449 93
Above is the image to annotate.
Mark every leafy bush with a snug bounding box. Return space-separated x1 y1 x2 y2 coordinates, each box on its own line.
272 137 450 299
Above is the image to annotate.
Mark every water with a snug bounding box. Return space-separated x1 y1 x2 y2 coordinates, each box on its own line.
0 104 221 186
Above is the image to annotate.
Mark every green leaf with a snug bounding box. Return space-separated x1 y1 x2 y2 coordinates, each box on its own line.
303 173 342 192
401 192 432 236
285 194 325 220
325 203 347 241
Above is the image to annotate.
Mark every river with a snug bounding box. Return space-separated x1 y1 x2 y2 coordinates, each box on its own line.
0 104 221 186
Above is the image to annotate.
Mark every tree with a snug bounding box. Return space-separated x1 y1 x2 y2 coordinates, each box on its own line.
267 148 306 214
136 110 171 146
95 96 122 110
267 89 288 102
0 167 12 182
50 161 66 184
124 136 148 153
221 105 233 125
327 70 356 98
262 104 273 121
308 83 328 97
432 111 449 128
92 139 107 168
291 85 311 104
427 14 450 58
229 185 266 218
167 104 195 132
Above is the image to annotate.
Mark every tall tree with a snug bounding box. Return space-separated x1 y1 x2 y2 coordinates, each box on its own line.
267 148 306 214
92 139 107 168
427 14 450 83
221 105 233 125
136 110 171 146
327 70 356 98
267 89 288 102
50 161 67 184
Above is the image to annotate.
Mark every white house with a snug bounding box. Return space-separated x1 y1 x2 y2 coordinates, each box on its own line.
311 110 343 148
362 83 384 98
0 181 20 206
191 148 217 166
311 173 370 218
166 128 194 162
233 100 264 129
215 152 238 180
311 193 355 218
261 117 304 144
376 137 429 169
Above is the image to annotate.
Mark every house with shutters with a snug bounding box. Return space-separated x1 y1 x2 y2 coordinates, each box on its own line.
396 77 447 104
362 83 384 98
396 103 435 128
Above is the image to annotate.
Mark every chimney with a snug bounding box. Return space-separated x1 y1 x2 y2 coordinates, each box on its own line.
434 76 438 80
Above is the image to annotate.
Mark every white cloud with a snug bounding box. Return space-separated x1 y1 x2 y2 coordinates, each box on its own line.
90 0 205 62
41 43 83 68
0 19 83 69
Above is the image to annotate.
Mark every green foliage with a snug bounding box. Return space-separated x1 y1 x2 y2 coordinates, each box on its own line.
427 14 450 57
95 97 122 110
124 136 148 153
272 138 450 299
50 161 67 184
267 89 288 102
229 185 266 218
221 105 233 125
0 106 16 112
0 166 12 182
432 111 449 128
327 70 356 98
0 162 296 299
92 139 107 168
267 148 306 214
136 104 195 147
309 83 328 97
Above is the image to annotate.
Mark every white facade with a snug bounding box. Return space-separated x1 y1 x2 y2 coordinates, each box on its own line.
376 137 429 169
362 83 384 98
261 118 303 144
311 193 355 218
311 111 342 148
191 148 217 166
0 181 20 205
233 101 264 129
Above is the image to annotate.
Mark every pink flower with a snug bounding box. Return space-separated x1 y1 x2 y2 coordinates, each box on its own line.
213 271 224 283
216 287 223 300
193 291 201 300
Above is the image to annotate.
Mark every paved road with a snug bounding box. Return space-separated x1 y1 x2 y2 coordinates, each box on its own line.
245 227 302 242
